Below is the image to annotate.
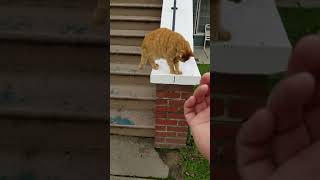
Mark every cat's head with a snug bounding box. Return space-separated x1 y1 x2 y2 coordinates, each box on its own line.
179 41 194 62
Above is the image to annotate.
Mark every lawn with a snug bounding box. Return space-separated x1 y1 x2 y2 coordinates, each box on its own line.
268 7 320 89
278 7 320 45
178 7 320 180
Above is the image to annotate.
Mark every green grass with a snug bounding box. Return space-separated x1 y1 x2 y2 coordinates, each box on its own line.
197 64 211 75
179 138 210 180
267 8 320 92
278 7 320 45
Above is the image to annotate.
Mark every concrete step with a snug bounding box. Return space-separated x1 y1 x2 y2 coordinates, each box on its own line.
110 74 155 99
0 0 95 9
110 135 169 178
111 0 162 5
110 54 141 64
110 176 149 180
110 99 155 137
110 63 151 76
110 45 141 55
110 45 141 64
110 15 160 31
0 7 105 44
110 29 148 46
0 72 105 117
0 42 105 73
110 3 162 17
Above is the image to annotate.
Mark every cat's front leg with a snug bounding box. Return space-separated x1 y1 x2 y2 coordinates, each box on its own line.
167 60 176 74
174 60 182 75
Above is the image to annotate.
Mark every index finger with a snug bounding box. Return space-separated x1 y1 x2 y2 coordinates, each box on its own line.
200 72 210 85
200 72 210 96
288 35 320 77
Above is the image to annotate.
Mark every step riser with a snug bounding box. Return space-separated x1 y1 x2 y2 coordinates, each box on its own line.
110 93 155 135
111 36 143 46
0 43 105 73
111 74 151 85
111 99 154 111
0 119 106 149
110 63 151 76
110 54 141 64
111 126 154 137
0 73 105 113
111 0 162 5
0 0 96 10
110 7 161 17
0 43 105 113
110 21 160 31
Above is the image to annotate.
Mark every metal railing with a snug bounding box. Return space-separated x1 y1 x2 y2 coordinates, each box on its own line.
171 0 177 31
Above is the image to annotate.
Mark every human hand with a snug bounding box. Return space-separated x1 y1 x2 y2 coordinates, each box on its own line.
184 72 210 160
237 35 320 180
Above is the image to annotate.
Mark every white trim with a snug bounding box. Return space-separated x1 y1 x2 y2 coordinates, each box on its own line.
213 0 292 74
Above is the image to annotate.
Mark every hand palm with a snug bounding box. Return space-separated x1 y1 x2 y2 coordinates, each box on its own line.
184 73 210 159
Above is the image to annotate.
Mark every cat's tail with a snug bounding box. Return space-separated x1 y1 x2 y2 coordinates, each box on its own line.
138 47 148 69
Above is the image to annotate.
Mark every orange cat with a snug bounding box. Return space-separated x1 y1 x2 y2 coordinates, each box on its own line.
138 28 193 75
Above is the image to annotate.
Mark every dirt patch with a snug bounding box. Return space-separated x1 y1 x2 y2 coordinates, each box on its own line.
157 150 184 180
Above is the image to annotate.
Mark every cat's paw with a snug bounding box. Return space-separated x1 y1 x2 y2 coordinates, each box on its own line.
176 71 182 75
138 64 143 69
152 64 159 70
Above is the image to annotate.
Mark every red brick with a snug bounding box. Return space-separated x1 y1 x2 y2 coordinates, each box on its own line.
228 97 266 119
177 121 188 126
155 131 176 137
156 99 168 105
181 92 193 100
155 106 179 113
167 106 179 112
177 85 193 92
155 106 167 112
169 99 185 107
156 92 180 99
213 97 224 117
156 119 177 126
214 73 269 97
167 113 185 119
167 126 188 132
155 113 167 118
166 138 187 144
155 137 165 143
155 125 166 131
177 132 188 137
157 84 193 92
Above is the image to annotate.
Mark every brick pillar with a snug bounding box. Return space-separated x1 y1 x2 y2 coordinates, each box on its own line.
212 73 270 179
154 84 193 149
